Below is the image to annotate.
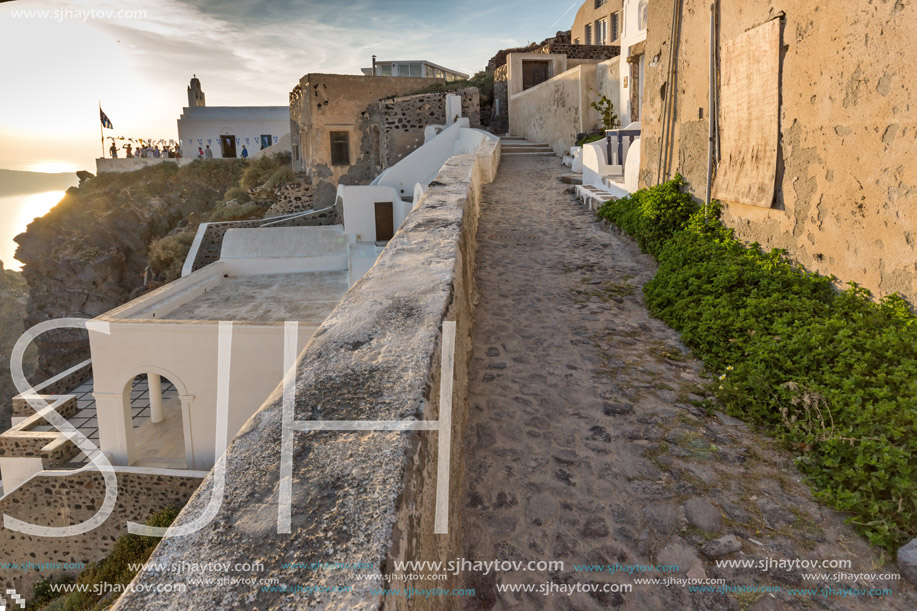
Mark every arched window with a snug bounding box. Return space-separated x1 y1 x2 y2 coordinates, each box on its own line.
638 0 649 31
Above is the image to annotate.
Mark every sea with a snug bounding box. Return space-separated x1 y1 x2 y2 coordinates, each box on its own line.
0 170 78 271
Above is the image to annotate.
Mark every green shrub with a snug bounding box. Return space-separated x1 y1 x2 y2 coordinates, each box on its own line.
590 93 620 131
174 158 246 191
147 231 196 282
207 202 262 223
575 133 605 146
263 166 295 192
222 186 250 204
239 153 291 191
32 506 181 611
597 177 917 553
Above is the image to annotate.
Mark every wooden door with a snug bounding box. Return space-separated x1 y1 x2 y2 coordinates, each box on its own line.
374 202 394 242
522 61 550 90
220 135 237 158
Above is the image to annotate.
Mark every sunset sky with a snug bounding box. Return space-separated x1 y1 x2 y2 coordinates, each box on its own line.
0 0 578 173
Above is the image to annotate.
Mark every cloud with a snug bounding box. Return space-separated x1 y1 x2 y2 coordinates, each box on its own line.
0 0 572 169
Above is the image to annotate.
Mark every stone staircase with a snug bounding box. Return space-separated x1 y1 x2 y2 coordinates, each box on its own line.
500 137 554 157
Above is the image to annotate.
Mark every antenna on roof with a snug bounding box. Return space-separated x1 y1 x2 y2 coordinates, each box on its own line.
372 55 377 77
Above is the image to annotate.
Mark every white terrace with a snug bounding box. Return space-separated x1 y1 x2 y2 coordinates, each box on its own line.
0 110 498 496
87 225 355 472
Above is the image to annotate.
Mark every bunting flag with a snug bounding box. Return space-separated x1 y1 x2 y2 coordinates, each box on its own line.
100 108 113 129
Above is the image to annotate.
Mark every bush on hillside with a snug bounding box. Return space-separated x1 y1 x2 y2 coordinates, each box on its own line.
32 506 181 611
597 177 917 553
147 231 196 282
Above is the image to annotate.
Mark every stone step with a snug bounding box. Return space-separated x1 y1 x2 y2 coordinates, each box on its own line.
503 147 553 153
502 151 556 157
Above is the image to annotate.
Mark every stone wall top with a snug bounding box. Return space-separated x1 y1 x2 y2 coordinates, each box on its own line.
115 138 499 609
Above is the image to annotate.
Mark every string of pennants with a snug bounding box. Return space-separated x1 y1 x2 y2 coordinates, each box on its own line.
104 136 281 147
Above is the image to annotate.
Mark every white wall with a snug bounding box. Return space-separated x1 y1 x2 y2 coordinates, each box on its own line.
369 120 494 197
338 185 410 242
89 318 312 471
620 0 649 126
177 106 290 159
0 457 43 496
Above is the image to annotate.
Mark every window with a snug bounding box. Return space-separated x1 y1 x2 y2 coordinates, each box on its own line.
585 23 592 45
638 0 648 31
610 12 620 42
408 63 422 77
594 0 606 8
330 131 350 166
595 18 608 45
260 134 272 150
378 63 392 76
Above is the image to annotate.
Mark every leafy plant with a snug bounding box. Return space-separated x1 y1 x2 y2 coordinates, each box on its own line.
590 93 620 131
32 506 181 610
575 133 605 146
147 231 196 282
597 176 917 553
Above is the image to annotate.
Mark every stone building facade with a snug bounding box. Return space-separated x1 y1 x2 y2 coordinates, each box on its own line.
639 0 917 304
364 88 480 173
289 73 443 207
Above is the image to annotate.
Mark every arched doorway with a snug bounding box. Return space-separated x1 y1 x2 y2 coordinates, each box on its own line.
122 372 189 469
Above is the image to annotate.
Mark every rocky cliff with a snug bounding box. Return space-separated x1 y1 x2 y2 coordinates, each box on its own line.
0 261 36 429
14 155 301 380
15 161 248 377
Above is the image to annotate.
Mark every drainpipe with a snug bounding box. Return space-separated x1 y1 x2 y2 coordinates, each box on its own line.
372 55 377 77
704 3 715 220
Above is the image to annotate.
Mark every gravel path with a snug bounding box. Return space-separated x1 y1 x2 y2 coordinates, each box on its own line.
456 154 915 610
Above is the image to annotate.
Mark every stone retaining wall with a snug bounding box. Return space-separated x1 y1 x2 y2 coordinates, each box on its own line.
366 88 481 173
0 468 203 595
11 359 91 419
116 138 500 609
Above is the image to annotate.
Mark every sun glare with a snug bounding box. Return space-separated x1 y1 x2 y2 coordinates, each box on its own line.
17 191 66 228
26 162 80 174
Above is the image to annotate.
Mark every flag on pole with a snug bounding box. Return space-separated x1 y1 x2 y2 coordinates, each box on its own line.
100 108 113 129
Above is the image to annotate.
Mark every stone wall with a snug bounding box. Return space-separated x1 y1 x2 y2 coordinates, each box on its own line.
492 65 509 134
289 73 445 208
365 88 481 173
0 468 203 595
538 42 621 63
641 0 917 304
115 137 501 609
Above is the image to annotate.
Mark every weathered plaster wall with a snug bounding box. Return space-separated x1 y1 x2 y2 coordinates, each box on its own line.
366 88 480 174
571 0 625 44
510 63 596 154
596 56 622 124
0 468 202 595
641 0 917 303
289 74 444 208
508 57 624 155
115 140 500 609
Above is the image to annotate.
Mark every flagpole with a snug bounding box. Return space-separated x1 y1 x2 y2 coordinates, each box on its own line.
99 100 104 157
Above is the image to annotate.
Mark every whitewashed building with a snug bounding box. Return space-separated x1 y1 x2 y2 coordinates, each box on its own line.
176 76 290 158
361 60 468 82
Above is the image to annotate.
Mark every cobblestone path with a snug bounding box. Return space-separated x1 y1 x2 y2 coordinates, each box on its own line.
456 155 914 610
